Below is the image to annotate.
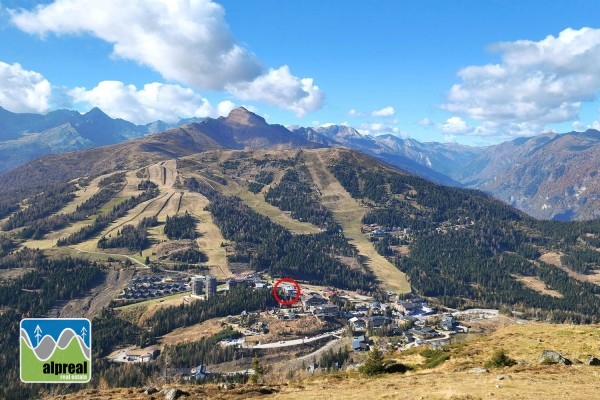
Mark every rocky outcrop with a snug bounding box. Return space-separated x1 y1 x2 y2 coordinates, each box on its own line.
540 350 571 365
587 356 600 366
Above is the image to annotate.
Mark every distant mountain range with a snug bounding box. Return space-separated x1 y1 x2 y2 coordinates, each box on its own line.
0 106 597 220
0 106 204 173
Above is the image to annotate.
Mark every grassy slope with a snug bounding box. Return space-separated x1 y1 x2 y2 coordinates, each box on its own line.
45 322 600 399
303 150 410 293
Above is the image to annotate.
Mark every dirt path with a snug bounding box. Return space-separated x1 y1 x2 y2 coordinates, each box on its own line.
302 150 410 293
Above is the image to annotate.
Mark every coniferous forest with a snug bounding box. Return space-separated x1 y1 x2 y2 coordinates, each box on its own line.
329 153 600 322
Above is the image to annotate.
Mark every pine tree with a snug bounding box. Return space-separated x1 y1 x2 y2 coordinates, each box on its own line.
360 344 385 376
249 356 264 384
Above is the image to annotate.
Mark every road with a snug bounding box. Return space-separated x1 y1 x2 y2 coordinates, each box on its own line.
249 328 345 349
73 247 148 267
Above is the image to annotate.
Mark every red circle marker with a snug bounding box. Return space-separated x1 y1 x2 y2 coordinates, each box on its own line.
272 277 301 306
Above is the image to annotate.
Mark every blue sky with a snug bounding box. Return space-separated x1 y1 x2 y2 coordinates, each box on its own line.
1 1 600 145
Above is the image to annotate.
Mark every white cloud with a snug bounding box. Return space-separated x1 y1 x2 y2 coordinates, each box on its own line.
227 65 324 117
437 116 471 134
371 106 395 117
10 0 262 91
442 27 600 138
10 0 324 116
0 61 52 113
216 100 236 117
418 118 432 126
69 81 213 124
443 134 457 143
347 108 363 117
359 122 400 135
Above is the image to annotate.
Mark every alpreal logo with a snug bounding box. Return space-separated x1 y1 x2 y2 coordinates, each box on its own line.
20 318 91 383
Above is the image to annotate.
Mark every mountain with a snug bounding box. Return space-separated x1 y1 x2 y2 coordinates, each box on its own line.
456 130 600 220
292 124 599 220
0 107 205 173
1 128 600 320
1 125 600 397
1 106 598 220
292 125 469 186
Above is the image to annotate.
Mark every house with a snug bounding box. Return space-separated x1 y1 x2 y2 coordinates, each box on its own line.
440 314 456 331
352 335 370 352
349 317 367 332
301 294 328 310
395 301 419 315
409 326 440 341
369 315 389 328
314 304 340 318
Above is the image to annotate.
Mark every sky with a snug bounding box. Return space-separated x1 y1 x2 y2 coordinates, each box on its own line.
2 0 600 145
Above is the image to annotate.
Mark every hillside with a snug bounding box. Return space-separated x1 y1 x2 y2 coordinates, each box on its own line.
43 321 600 400
1 137 600 398
1 143 599 318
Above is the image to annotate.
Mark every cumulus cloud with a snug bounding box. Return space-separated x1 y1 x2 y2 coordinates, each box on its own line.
437 116 471 134
227 65 324 117
347 109 363 117
216 100 236 117
10 0 262 90
0 61 52 113
371 106 395 117
442 27 600 138
418 118 432 126
9 0 324 116
69 81 213 124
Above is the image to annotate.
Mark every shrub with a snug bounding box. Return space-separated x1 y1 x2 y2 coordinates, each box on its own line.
419 348 451 369
484 349 517 369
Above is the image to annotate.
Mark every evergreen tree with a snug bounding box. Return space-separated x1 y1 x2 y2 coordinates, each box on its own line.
249 356 264 384
360 344 385 376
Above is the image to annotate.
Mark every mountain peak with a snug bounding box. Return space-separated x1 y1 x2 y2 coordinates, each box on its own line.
83 107 110 119
225 107 267 126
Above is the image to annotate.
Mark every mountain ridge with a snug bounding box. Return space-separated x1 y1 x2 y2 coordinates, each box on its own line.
0 106 598 220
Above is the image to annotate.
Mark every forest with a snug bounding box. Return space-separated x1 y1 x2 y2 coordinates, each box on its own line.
264 167 338 230
145 284 277 337
184 176 374 290
16 174 128 240
98 216 158 251
0 250 104 399
328 154 600 322
164 212 197 240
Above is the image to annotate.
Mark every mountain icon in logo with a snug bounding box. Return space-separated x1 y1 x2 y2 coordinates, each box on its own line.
20 318 91 383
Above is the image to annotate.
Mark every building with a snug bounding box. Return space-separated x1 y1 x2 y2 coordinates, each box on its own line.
352 335 370 352
226 278 242 291
205 275 217 298
191 277 204 295
301 294 328 310
314 304 340 318
440 314 456 331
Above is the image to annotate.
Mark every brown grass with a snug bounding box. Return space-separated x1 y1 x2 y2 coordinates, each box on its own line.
540 251 600 285
43 321 600 400
513 275 563 298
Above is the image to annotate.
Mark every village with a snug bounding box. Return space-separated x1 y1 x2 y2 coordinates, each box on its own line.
108 270 498 381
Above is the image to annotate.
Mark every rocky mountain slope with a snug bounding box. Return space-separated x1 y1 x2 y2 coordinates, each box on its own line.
458 130 600 220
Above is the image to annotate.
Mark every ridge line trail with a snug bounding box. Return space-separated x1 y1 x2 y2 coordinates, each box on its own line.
303 150 410 293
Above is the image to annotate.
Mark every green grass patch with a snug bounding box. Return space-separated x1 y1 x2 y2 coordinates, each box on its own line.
419 348 451 369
